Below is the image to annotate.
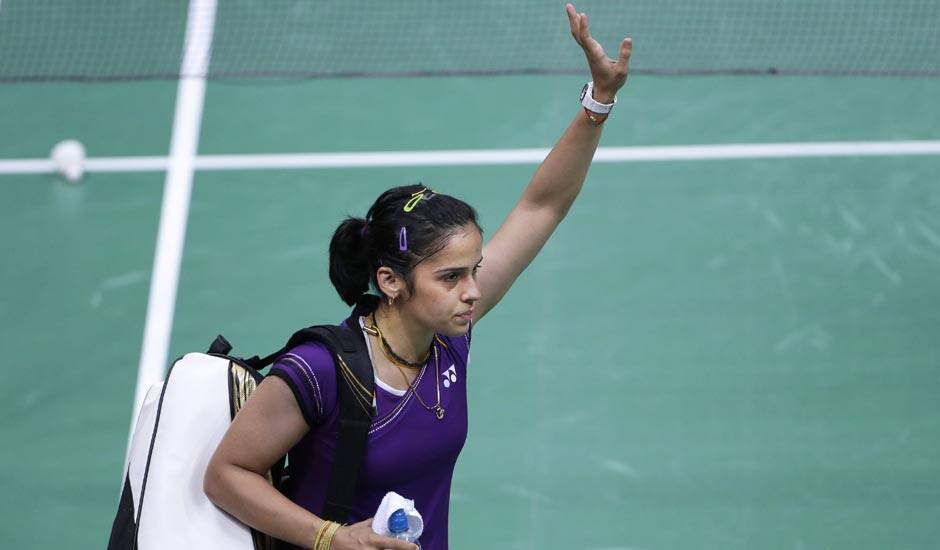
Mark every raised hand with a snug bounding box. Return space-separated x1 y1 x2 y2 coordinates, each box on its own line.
565 3 632 104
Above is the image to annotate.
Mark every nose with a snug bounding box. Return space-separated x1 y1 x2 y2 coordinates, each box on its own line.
462 276 482 304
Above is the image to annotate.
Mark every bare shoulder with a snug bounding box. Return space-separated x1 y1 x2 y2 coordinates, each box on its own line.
212 375 310 474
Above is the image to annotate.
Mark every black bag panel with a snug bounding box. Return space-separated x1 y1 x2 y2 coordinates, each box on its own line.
106 475 137 550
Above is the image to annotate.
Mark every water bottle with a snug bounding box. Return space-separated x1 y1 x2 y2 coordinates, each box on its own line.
387 508 421 549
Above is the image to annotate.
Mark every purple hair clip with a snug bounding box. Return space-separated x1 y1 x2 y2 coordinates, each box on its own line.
399 226 408 251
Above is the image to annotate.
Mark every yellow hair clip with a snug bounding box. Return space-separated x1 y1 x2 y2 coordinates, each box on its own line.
403 186 438 212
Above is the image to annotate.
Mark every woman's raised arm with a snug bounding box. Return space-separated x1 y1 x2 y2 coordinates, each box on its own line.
473 3 632 323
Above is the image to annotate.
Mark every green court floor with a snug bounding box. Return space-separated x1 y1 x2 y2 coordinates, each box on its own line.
2 73 939 549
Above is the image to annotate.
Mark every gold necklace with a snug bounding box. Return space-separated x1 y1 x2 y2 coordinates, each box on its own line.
362 312 445 420
394 345 445 420
366 312 429 370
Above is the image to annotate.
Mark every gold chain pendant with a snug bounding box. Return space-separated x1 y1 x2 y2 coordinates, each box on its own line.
435 406 445 420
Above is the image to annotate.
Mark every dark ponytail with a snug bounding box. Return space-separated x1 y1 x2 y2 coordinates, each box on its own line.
328 184 482 306
328 217 372 306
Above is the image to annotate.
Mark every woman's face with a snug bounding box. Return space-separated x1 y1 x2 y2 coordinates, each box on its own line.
404 223 483 337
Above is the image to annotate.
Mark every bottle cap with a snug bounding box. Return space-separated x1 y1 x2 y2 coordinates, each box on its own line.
388 508 409 534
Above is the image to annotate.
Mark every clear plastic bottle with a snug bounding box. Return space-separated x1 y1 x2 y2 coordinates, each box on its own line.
387 508 421 549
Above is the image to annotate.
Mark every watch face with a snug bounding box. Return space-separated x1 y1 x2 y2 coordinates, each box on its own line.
580 83 589 101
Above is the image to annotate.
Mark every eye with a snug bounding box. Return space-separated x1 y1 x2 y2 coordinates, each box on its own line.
446 272 459 281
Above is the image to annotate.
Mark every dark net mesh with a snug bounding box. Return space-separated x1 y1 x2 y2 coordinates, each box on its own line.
1 0 938 82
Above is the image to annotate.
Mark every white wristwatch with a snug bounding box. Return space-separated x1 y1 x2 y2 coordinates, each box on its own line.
580 81 617 114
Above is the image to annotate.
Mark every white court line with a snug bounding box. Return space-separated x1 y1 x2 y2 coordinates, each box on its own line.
2 141 939 177
192 141 940 167
125 0 218 466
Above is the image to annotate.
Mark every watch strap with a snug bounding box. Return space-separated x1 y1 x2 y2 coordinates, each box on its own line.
583 107 609 125
580 81 617 114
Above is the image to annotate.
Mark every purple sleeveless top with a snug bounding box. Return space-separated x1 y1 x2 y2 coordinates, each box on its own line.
267 302 471 550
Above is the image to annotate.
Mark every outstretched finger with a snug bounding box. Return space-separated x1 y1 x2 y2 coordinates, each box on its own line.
617 37 633 72
579 12 591 45
565 3 581 44
579 12 608 61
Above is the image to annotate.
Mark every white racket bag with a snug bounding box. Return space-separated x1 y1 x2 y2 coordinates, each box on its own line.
107 351 279 550
107 317 376 550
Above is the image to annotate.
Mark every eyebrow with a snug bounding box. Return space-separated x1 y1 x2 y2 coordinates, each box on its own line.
434 256 484 274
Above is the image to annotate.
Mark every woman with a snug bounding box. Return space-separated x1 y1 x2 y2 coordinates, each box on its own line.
203 4 631 549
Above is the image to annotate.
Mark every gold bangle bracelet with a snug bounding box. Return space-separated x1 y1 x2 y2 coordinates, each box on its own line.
313 520 335 550
320 522 342 550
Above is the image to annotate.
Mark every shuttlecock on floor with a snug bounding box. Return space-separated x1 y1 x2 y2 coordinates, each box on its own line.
51 139 87 183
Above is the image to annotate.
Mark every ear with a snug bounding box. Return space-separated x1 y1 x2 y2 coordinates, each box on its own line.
375 266 404 301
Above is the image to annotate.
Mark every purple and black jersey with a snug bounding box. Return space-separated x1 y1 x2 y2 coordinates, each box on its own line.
268 310 472 550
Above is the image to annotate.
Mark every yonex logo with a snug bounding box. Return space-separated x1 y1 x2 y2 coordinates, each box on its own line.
442 365 457 388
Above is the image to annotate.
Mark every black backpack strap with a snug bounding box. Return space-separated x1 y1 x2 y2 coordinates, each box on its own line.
323 295 382 522
254 294 381 524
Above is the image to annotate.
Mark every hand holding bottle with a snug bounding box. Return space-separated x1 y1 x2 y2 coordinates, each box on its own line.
331 518 418 550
